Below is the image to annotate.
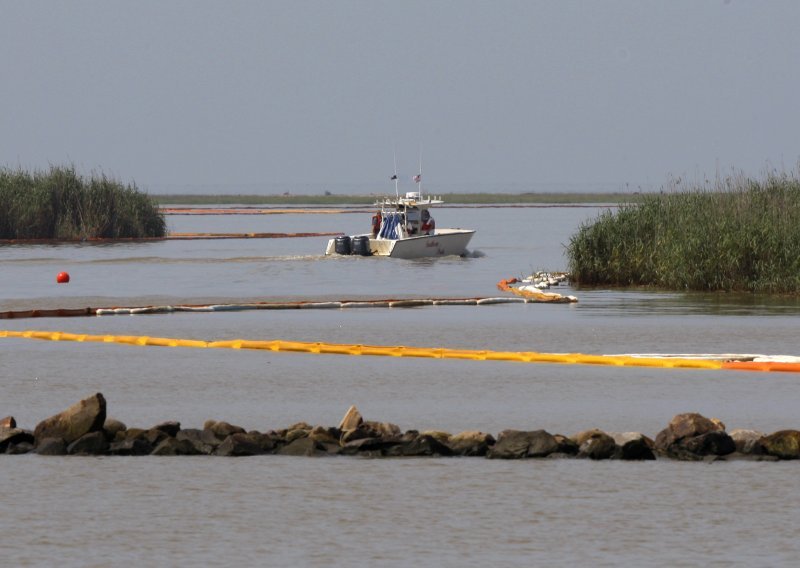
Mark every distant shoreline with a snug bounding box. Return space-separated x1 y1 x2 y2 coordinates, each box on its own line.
153 192 644 206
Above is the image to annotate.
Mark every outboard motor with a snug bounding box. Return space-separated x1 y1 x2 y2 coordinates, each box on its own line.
351 235 372 256
334 235 352 255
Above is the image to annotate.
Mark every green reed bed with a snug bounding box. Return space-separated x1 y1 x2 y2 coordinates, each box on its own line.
568 173 800 293
0 166 166 240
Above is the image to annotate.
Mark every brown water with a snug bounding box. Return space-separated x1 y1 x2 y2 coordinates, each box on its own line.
2 206 799 566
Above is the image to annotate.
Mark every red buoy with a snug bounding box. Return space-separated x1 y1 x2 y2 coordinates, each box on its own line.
56 272 70 284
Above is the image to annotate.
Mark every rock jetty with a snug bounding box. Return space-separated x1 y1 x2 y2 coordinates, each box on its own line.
1 395 797 461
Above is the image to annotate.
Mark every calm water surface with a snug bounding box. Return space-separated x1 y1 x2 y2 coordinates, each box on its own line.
2 205 799 566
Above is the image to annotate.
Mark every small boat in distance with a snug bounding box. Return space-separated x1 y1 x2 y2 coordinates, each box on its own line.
325 173 475 259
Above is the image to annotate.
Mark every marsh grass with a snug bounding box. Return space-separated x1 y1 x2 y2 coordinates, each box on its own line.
0 166 166 239
568 171 800 293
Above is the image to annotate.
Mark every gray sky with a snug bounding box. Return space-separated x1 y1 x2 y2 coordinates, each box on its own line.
1 1 798 192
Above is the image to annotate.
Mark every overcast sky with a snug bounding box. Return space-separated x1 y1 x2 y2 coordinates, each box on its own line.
1 1 798 192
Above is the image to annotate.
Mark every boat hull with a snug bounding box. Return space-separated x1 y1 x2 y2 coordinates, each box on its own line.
326 229 475 259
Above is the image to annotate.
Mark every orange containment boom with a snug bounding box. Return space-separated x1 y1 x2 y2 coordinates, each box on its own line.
3 329 800 372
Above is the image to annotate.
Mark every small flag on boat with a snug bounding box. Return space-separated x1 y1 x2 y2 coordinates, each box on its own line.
390 174 398 180
413 174 421 183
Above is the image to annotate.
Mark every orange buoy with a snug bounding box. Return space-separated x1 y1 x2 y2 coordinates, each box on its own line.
56 272 70 284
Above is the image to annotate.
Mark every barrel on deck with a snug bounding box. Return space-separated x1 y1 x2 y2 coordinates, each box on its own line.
334 236 352 255
351 235 372 256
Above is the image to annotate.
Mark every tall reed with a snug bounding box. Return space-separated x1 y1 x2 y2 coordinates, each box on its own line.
0 166 166 239
567 171 800 293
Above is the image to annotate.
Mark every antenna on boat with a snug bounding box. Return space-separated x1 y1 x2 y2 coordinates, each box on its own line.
392 147 399 200
416 143 423 198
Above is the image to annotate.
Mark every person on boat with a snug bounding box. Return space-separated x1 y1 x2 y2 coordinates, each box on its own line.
371 211 381 237
421 209 435 235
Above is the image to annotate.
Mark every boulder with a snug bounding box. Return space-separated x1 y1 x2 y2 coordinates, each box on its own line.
176 428 220 454
151 437 203 456
309 426 340 446
729 429 766 455
36 437 67 455
760 430 800 460
1 427 34 452
448 431 496 457
681 431 735 457
34 393 106 447
655 413 724 451
419 430 452 444
341 424 379 445
571 429 606 446
487 430 559 459
103 418 127 440
143 428 170 446
552 434 579 456
364 420 402 437
1 416 16 428
385 434 453 457
286 428 310 443
277 436 325 457
215 433 266 457
577 431 617 460
339 436 401 456
152 421 181 437
338 405 363 431
6 442 34 454
108 438 153 456
67 431 110 455
116 427 145 442
205 420 246 440
609 432 656 460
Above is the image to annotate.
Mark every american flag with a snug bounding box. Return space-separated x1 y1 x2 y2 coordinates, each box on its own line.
413 174 421 183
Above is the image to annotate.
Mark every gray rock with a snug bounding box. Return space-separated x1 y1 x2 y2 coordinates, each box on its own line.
36 437 67 455
277 436 324 456
487 430 559 459
1 427 34 452
151 437 202 456
67 431 110 455
108 438 153 456
364 421 402 437
447 431 496 457
285 428 310 443
206 421 246 440
216 433 266 456
152 421 181 437
760 430 800 460
385 434 453 457
577 431 617 460
34 393 106 447
609 432 656 460
655 413 725 452
103 418 127 440
341 424 379 445
676 431 736 458
6 442 34 454
339 436 401 456
176 428 219 454
308 426 340 446
729 429 766 455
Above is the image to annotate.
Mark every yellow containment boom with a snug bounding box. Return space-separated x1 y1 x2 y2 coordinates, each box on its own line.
3 329 800 372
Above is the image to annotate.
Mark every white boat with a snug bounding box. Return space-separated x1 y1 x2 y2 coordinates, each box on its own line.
325 191 475 259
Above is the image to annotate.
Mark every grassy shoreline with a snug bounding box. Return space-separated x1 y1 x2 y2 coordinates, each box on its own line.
567 172 800 294
153 192 642 206
0 166 166 240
